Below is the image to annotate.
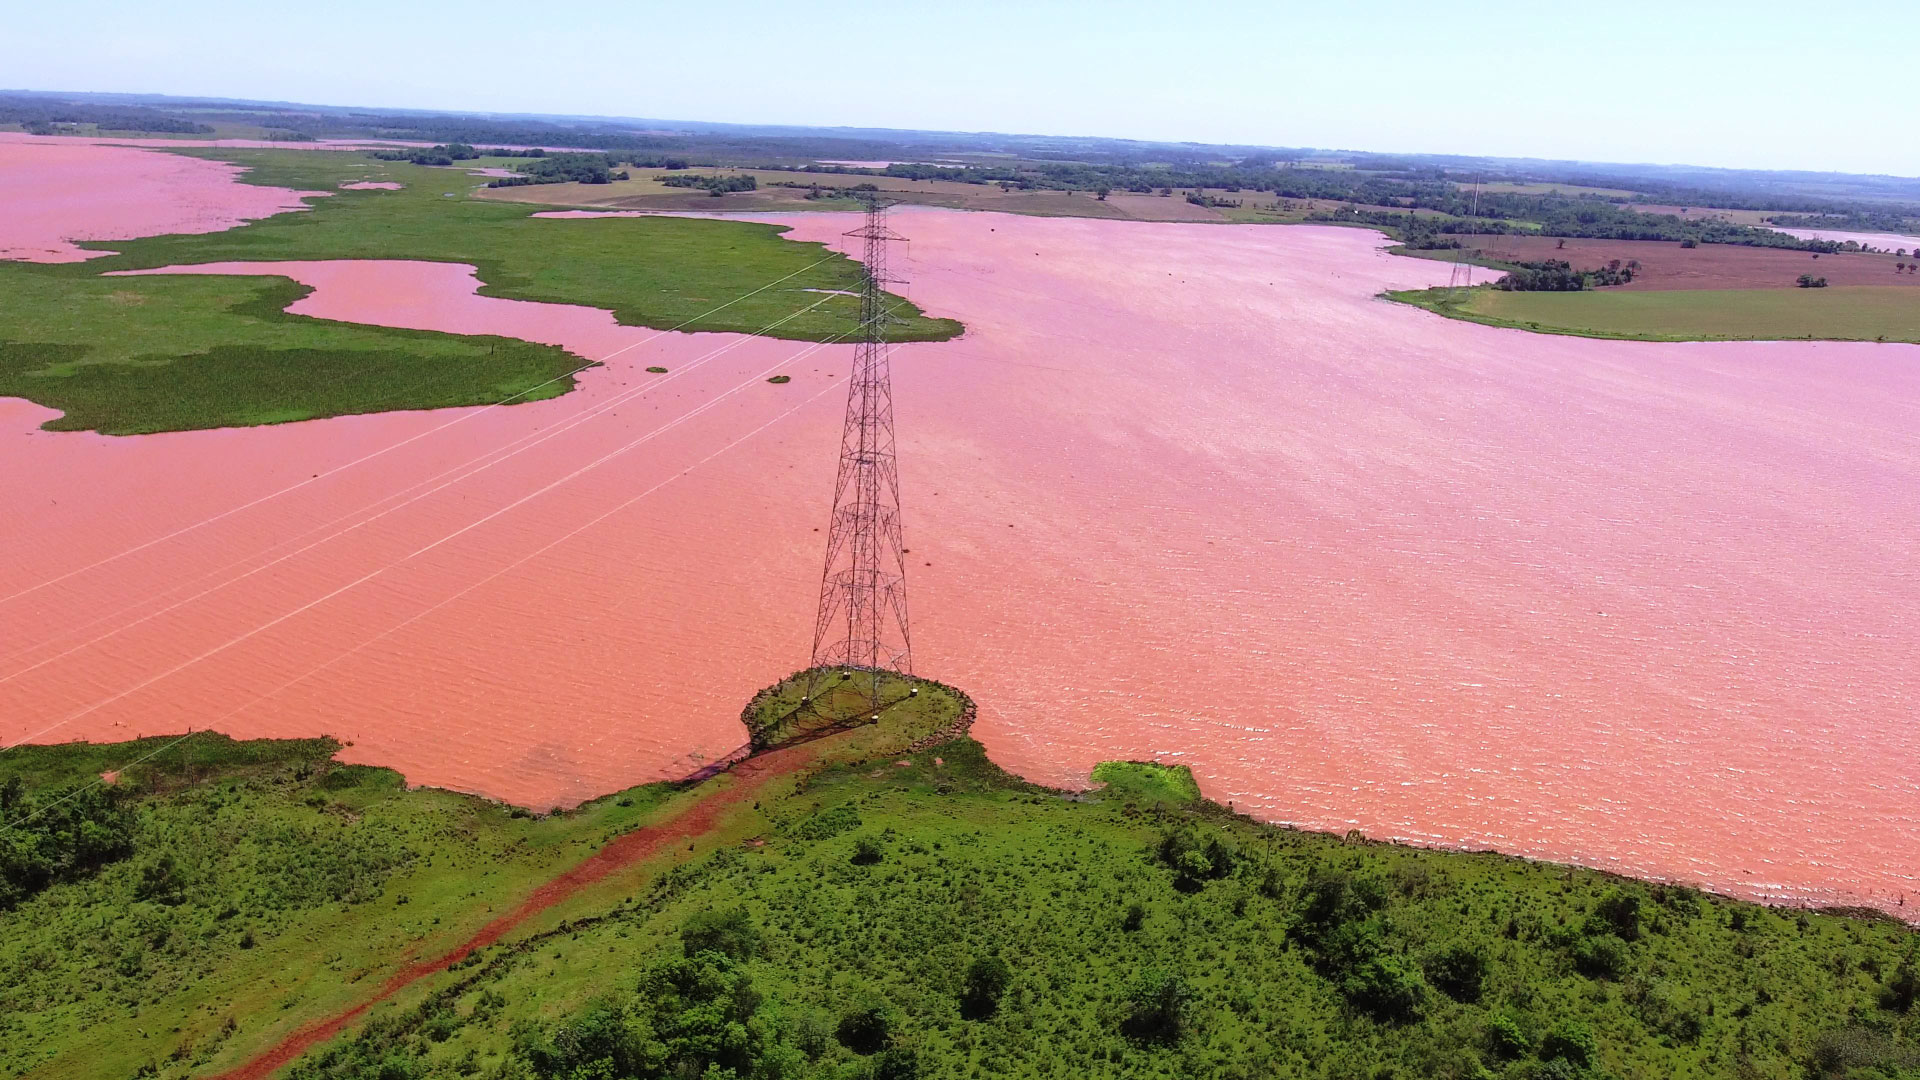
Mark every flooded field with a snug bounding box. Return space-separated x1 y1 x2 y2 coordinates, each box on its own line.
2 141 1917 915
0 134 324 261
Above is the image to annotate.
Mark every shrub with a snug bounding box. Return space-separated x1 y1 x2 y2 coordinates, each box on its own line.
1884 957 1919 1013
680 906 758 961
1340 953 1428 1022
1298 871 1387 933
134 854 186 906
836 1002 893 1054
869 1046 920 1080
1539 1019 1599 1069
1423 943 1488 1003
1573 934 1629 980
959 955 1012 1019
851 837 884 865
1486 1014 1530 1059
1157 825 1235 891
1594 889 1642 941
1120 968 1186 1043
1121 901 1145 932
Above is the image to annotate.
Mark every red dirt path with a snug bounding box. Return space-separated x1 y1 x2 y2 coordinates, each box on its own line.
204 740 812 1080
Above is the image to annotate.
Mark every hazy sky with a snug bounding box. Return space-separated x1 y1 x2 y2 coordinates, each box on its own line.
8 0 1917 175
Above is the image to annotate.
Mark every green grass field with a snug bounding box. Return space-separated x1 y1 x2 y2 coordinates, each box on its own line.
0 270 585 434
5 676 1917 1080
1388 285 1920 344
0 150 960 435
0 734 684 1080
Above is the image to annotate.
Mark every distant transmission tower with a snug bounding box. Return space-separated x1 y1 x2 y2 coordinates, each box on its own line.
807 198 912 712
1447 173 1483 291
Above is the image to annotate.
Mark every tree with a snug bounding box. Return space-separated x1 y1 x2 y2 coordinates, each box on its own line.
680 906 758 961
1898 262 1908 274
1120 968 1186 1043
1486 1014 1531 1059
1341 954 1428 1022
1157 824 1235 891
1574 933 1629 979
959 955 1012 1019
1884 957 1919 1013
1423 944 1489 1003
1540 1020 1599 1070
835 1002 893 1054
1594 888 1643 941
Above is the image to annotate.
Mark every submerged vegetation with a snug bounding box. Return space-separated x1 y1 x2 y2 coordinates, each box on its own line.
4 678 1916 1080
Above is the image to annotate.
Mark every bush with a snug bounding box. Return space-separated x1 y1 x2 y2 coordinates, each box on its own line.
1423 943 1488 1003
1539 1019 1599 1069
1884 957 1919 1013
836 1002 893 1054
959 955 1012 1020
1298 871 1387 933
869 1046 919 1080
134 853 186 906
1157 825 1235 891
1573 934 1629 980
1341 953 1428 1022
1486 1014 1531 1059
1120 968 1186 1043
1594 889 1642 941
851 836 884 865
680 906 758 961
1121 901 1145 932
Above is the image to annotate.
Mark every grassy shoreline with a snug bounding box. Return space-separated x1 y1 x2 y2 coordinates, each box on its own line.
5 674 1917 1080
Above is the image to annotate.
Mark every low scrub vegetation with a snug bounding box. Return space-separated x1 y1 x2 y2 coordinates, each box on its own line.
275 743 1915 1080
6 713 1915 1080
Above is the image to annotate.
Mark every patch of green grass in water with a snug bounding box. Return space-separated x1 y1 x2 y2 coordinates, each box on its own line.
1388 283 1920 344
0 149 960 434
1090 759 1201 806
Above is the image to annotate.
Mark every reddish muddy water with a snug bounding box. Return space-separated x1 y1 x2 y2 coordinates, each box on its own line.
2 166 1917 913
0 135 325 261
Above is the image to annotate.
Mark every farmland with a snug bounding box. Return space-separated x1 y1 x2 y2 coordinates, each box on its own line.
1437 234 1920 290
1390 285 1920 344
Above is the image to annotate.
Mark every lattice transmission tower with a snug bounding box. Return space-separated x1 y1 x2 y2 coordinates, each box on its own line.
807 199 912 711
1447 173 1484 291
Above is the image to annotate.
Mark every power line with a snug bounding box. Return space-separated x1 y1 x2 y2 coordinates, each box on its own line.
4 314 879 753
0 294 841 691
3 333 866 831
0 255 845 610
